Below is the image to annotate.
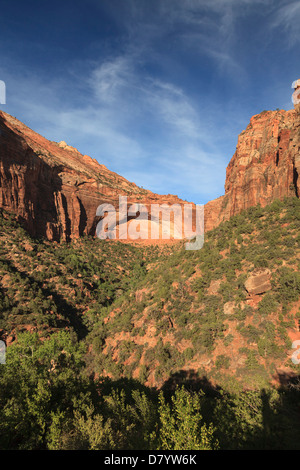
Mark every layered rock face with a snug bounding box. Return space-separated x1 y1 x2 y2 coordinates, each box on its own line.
0 110 194 242
1 104 300 242
204 108 300 231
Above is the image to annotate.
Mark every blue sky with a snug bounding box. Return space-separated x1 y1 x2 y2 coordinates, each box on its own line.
0 0 299 204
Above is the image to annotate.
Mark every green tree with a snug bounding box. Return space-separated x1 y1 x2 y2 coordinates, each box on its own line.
157 387 217 450
0 331 87 449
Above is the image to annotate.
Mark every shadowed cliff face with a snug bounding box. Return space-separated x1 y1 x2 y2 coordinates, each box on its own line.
204 108 300 231
0 106 299 242
0 110 195 242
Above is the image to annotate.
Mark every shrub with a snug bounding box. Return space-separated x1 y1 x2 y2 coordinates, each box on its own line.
215 354 231 369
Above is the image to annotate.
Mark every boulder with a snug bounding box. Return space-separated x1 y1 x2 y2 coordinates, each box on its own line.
223 301 236 315
244 268 272 295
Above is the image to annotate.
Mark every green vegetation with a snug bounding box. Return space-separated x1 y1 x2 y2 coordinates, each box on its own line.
1 198 300 449
86 197 300 389
1 331 300 450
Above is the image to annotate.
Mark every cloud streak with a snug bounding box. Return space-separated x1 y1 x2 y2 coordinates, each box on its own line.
0 12 241 204
270 1 300 46
1 0 293 204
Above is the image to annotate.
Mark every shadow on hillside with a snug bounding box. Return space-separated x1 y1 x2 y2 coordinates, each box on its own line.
259 372 300 450
161 369 221 396
1 258 88 340
94 376 159 405
275 370 300 388
85 369 300 449
159 369 300 450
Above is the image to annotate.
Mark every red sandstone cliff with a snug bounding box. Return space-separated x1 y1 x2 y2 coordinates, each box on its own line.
0 106 299 242
204 108 300 231
0 110 191 242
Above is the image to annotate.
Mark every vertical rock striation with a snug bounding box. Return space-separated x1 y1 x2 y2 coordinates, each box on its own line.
204 108 300 231
0 110 193 241
1 101 300 242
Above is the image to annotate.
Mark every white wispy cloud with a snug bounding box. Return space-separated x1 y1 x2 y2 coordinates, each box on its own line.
142 79 201 140
90 56 134 104
2 38 237 203
269 1 300 46
3 0 278 204
88 50 214 146
5 52 226 203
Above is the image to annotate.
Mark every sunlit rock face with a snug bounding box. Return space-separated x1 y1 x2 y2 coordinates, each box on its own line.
0 110 198 244
1 88 300 244
292 79 300 115
204 107 300 231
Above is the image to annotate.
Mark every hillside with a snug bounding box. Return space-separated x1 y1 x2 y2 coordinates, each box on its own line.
86 197 300 390
1 104 300 450
1 199 300 449
0 208 167 343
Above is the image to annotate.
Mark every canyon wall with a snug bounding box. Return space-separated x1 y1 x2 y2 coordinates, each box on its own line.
0 110 190 242
0 105 299 242
204 108 300 231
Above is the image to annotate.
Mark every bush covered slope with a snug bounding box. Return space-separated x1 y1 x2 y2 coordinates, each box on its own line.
87 197 300 390
1 198 300 449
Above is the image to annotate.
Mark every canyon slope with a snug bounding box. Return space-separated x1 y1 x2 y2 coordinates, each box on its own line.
0 106 300 241
1 103 300 450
